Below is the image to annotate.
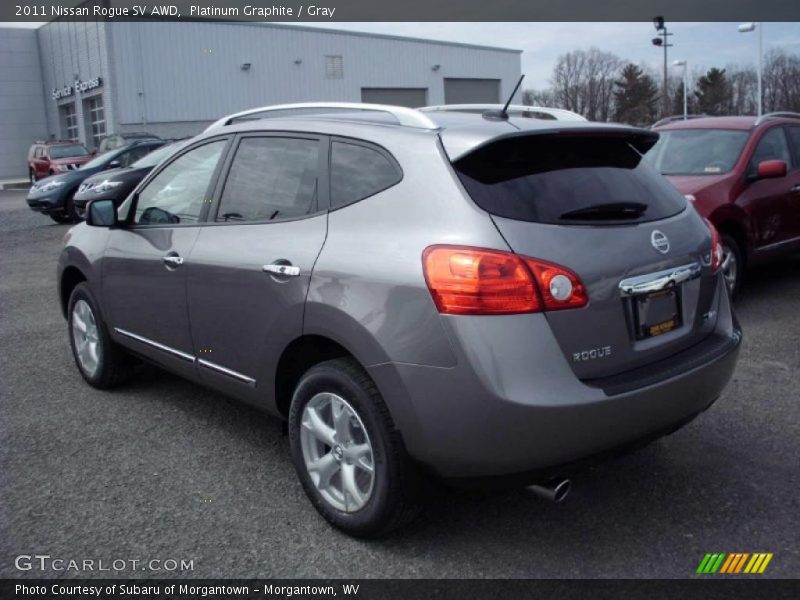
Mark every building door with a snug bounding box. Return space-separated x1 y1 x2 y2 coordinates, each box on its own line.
360 88 428 108
82 95 106 151
59 103 78 141
443 78 501 104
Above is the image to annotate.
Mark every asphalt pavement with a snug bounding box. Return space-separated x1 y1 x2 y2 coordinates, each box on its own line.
1 189 798 578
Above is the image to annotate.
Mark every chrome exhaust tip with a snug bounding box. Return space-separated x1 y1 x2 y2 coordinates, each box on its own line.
527 477 571 503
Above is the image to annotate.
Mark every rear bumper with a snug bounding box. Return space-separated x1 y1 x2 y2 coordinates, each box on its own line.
369 277 741 480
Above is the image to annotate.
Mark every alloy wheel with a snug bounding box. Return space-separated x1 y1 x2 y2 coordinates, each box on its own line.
721 243 738 294
299 392 375 513
71 299 101 377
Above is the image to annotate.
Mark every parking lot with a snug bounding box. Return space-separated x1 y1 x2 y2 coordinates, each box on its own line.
1 187 798 579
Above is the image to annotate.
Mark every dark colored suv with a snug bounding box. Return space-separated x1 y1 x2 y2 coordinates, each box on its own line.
60 103 740 537
27 140 92 182
97 132 160 154
27 140 165 223
647 112 800 295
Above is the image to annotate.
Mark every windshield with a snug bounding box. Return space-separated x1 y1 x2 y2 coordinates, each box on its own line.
80 150 115 170
132 141 185 168
49 144 89 159
645 129 750 175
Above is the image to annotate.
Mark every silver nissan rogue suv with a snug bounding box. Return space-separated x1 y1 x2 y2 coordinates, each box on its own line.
58 103 741 537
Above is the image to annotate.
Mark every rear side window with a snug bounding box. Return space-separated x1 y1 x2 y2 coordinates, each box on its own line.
330 141 401 209
789 127 800 166
455 135 687 225
217 137 319 222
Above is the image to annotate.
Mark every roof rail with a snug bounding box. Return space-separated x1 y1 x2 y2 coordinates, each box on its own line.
650 114 709 128
204 102 439 132
420 104 587 122
754 111 800 126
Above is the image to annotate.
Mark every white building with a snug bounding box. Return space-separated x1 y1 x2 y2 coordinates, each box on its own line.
0 20 522 178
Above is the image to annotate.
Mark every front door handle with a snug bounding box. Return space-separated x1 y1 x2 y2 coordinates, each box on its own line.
263 263 300 277
162 254 184 268
790 184 800 193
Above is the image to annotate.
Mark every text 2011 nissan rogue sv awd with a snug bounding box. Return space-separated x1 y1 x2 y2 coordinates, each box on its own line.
58 103 741 537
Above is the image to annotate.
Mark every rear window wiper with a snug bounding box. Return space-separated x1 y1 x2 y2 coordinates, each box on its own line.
559 202 648 221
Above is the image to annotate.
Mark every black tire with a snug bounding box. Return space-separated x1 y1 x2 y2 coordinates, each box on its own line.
720 233 744 298
288 358 422 538
64 191 81 223
49 212 72 224
67 282 133 388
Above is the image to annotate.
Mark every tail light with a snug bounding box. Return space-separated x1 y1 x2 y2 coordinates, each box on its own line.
705 219 724 273
422 245 588 315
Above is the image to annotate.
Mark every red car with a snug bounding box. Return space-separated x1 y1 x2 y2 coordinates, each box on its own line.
27 140 93 183
647 112 800 296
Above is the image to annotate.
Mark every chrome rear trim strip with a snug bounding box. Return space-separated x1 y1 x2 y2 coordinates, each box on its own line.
618 262 702 297
114 328 195 362
197 359 256 386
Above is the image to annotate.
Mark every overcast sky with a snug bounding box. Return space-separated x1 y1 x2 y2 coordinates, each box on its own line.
4 21 799 88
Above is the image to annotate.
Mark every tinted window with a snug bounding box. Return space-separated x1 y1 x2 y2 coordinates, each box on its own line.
330 141 401 208
748 127 792 175
456 136 687 225
217 137 319 222
134 140 226 225
645 129 750 175
789 127 800 168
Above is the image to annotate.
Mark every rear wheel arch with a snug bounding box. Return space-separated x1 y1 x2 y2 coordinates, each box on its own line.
713 218 749 264
274 335 358 419
60 266 87 319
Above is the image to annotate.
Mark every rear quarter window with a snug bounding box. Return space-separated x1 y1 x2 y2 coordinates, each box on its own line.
455 135 687 225
330 141 402 209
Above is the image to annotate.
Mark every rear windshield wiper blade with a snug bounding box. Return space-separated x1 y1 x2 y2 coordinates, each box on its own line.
559 202 648 221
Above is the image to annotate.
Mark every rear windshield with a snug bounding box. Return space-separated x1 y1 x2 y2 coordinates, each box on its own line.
49 144 89 159
454 135 687 225
645 129 750 175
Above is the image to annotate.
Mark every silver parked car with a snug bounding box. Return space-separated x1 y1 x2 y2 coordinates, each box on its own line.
59 102 741 537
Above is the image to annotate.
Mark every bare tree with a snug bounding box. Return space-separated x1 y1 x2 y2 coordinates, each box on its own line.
726 65 758 115
762 48 800 112
522 88 556 106
549 47 622 121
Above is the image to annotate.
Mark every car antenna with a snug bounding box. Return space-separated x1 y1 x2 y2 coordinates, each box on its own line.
483 74 524 121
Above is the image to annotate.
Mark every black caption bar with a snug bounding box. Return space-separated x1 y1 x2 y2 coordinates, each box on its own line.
1 579 798 600
3 0 800 22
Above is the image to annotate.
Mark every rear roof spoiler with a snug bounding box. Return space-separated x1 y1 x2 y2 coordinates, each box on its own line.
441 124 660 162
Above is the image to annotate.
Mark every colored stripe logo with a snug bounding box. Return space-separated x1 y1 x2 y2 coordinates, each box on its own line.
697 553 773 574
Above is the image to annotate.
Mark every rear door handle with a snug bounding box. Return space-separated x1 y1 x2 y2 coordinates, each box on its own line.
263 264 300 277
162 254 184 268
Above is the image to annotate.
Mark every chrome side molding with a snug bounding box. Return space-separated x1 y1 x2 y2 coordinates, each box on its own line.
114 328 256 386
114 328 195 362
618 262 702 297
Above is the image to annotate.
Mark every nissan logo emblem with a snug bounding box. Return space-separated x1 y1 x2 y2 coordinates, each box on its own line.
651 230 670 254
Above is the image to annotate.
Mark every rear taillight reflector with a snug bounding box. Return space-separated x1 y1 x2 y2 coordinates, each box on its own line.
422 245 588 315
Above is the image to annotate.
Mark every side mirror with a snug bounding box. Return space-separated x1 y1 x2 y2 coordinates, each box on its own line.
756 159 787 179
86 199 119 227
108 160 122 169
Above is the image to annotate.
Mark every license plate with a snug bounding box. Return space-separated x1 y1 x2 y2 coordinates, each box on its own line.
633 289 681 339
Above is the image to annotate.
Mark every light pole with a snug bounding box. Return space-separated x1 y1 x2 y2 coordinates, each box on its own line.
673 60 688 118
652 16 673 118
738 22 762 116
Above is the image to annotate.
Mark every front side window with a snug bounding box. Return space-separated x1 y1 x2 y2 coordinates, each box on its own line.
216 137 319 222
748 127 792 175
330 141 401 208
133 140 226 225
